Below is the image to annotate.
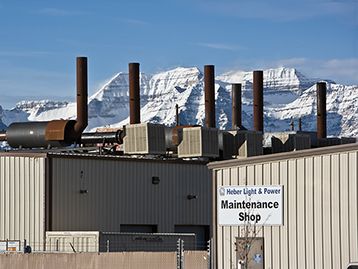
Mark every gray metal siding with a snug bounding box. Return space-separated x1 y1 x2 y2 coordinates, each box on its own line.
50 157 211 234
213 149 358 269
0 156 45 251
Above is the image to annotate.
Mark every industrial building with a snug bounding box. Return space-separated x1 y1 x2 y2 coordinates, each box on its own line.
0 151 211 251
209 143 358 269
1 56 357 269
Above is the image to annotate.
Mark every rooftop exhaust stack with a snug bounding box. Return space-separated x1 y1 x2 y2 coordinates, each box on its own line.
231 83 242 130
6 57 88 148
124 62 168 155
175 104 180 126
73 57 88 136
253 70 264 132
316 82 327 139
204 65 215 128
129 63 140 124
177 65 219 158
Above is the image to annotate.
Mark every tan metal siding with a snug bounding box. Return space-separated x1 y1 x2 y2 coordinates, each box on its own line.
304 157 314 269
50 157 211 235
271 162 280 269
340 153 349 269
214 148 358 269
349 152 358 262
0 156 45 251
313 156 323 269
279 160 288 269
288 159 297 269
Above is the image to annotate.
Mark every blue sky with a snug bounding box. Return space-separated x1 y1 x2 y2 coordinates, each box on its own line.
0 0 357 108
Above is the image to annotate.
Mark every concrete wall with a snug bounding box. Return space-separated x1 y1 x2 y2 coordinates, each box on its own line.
0 155 46 251
209 144 358 269
0 251 208 269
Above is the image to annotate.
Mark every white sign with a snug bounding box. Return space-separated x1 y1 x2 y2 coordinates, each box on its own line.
0 240 21 252
217 185 283 226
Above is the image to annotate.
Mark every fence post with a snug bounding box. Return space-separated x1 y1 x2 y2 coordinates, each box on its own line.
207 239 213 269
177 238 184 269
106 240 110 252
56 239 59 252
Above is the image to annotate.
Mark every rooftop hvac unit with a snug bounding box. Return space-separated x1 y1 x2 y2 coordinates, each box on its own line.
270 132 311 153
219 131 235 160
229 130 263 158
178 127 219 158
123 123 166 155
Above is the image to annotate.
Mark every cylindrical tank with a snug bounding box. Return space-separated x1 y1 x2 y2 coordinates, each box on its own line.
6 122 66 148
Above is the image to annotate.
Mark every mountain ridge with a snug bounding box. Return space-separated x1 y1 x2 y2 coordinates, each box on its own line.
1 67 357 137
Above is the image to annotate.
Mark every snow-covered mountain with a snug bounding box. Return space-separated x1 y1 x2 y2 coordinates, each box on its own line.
0 67 357 137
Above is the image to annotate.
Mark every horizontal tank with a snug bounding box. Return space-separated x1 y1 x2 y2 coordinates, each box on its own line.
6 122 69 148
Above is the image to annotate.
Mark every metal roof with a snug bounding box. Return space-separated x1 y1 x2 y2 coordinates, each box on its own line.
0 150 208 165
208 143 358 169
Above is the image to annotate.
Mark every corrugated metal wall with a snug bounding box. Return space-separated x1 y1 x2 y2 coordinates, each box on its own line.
0 156 46 251
213 148 358 269
50 156 211 235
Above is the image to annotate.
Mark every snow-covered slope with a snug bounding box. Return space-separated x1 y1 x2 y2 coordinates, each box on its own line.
0 67 357 137
268 83 358 136
218 67 320 92
113 67 204 127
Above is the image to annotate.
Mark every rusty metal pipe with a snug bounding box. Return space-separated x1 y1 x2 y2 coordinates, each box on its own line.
204 65 215 128
129 63 140 124
298 117 302 131
253 70 264 132
231 83 242 129
175 104 180 126
80 130 123 145
317 82 327 139
5 57 89 148
290 118 294 131
73 57 88 136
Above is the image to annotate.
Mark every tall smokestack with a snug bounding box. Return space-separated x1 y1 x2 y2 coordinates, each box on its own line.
73 57 88 136
298 117 302 131
253 70 264 132
232 83 242 129
129 63 140 124
204 65 215 128
175 104 180 126
316 82 327 139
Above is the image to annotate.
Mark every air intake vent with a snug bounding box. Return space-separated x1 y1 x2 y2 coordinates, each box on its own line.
123 123 166 155
178 127 219 158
